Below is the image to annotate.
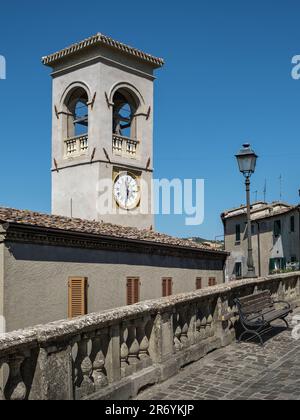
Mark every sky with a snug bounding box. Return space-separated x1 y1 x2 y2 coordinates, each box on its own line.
0 0 300 239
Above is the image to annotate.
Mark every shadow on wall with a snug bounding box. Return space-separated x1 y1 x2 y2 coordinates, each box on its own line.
7 243 224 271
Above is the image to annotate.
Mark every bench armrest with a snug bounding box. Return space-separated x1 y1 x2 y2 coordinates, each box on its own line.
272 300 291 311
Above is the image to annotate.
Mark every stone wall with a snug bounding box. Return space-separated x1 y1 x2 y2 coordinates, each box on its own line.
0 272 299 400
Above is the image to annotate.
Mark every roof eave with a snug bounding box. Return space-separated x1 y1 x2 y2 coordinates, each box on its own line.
41 33 165 69
2 221 229 259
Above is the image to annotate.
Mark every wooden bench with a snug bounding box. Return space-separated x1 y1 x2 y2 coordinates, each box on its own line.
234 290 292 346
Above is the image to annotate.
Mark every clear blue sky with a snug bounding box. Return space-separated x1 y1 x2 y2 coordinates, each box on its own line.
0 0 300 239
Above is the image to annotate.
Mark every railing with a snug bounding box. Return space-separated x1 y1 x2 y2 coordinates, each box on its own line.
112 134 139 158
65 135 88 157
0 272 300 400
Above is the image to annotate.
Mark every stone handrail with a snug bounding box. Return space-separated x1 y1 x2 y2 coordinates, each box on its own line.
0 272 299 400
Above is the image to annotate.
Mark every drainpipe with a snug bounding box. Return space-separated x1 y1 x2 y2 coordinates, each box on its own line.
256 221 261 277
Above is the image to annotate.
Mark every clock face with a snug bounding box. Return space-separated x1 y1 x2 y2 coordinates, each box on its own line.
113 173 140 210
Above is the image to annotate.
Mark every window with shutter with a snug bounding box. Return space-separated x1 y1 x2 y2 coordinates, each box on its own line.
127 278 140 305
162 278 173 297
196 278 202 290
68 277 88 318
235 224 241 242
208 277 216 287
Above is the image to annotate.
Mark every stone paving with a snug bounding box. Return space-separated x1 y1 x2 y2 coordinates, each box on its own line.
137 312 300 400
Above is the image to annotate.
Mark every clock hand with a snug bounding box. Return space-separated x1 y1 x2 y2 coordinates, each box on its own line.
125 180 129 205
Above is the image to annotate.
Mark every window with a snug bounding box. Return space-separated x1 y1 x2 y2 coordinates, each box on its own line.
274 220 281 238
68 277 88 318
127 277 140 305
235 224 241 242
291 255 297 263
269 258 286 273
196 278 202 290
208 277 217 287
234 262 242 279
66 88 89 138
290 216 295 233
251 224 255 235
162 278 173 297
113 90 138 139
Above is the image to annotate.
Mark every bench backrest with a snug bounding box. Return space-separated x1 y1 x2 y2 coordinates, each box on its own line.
235 290 273 314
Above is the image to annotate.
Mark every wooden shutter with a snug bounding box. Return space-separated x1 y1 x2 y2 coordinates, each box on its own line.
209 277 216 287
196 278 202 290
162 278 172 297
68 277 88 318
127 278 140 305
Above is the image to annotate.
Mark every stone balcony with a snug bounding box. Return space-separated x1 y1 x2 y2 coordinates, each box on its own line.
112 134 139 158
64 135 88 157
0 272 299 400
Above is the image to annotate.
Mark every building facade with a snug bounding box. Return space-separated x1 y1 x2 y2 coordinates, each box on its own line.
42 33 164 229
0 208 227 332
222 201 300 280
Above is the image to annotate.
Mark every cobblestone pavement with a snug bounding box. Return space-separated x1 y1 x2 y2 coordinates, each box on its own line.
137 313 300 400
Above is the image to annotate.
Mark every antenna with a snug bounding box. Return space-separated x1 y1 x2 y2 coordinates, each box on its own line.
279 175 283 201
263 179 267 203
253 190 258 202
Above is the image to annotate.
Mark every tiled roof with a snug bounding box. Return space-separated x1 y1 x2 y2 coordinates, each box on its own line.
0 207 225 254
42 33 165 68
221 202 297 221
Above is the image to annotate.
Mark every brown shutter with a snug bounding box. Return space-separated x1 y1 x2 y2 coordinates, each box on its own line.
209 277 216 287
168 278 172 296
162 278 167 297
196 278 202 290
68 277 88 318
162 278 172 297
127 278 140 305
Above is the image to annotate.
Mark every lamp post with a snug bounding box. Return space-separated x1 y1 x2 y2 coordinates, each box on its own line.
235 143 258 278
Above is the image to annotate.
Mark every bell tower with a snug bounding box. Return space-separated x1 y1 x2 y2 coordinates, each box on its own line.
42 33 164 229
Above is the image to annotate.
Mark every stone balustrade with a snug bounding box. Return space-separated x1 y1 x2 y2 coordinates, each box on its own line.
65 135 88 157
112 134 139 158
0 272 300 400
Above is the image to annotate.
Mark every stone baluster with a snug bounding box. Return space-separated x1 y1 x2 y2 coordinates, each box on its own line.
136 317 151 368
0 359 5 400
278 281 284 301
297 275 300 297
120 323 129 378
181 322 189 347
174 325 182 351
127 320 141 372
91 329 108 390
4 354 27 400
200 316 207 339
178 306 189 348
195 315 201 342
190 304 198 345
173 311 182 352
74 334 94 399
207 314 214 338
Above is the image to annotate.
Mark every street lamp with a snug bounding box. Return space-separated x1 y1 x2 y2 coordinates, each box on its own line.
235 143 258 278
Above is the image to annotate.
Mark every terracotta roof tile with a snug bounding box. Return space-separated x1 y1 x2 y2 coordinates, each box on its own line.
42 33 164 68
0 207 224 254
